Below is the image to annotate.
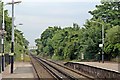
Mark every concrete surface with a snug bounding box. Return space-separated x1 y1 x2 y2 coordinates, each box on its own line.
75 62 120 73
2 62 35 79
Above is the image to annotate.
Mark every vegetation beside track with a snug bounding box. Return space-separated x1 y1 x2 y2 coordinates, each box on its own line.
35 0 120 62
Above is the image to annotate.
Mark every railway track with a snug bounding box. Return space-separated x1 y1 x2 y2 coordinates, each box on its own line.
30 54 93 80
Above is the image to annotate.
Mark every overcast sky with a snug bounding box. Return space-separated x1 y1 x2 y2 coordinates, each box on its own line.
3 0 100 46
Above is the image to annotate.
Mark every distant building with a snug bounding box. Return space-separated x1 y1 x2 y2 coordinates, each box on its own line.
28 46 38 50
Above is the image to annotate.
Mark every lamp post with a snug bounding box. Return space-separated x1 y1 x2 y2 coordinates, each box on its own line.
0 0 7 73
11 0 21 73
0 1 6 73
6 0 21 73
2 0 5 71
0 0 21 73
91 20 104 63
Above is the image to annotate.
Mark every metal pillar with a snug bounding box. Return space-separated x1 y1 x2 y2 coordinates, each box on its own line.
102 23 104 63
0 54 1 73
2 1 5 71
1 36 5 71
10 0 14 73
0 1 2 74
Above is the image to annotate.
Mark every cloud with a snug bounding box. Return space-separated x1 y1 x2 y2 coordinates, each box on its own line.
14 14 83 46
4 0 100 3
26 0 100 2
4 1 100 46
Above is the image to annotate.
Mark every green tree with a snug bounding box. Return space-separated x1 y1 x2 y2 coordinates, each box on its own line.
35 0 120 61
105 25 120 60
89 0 120 26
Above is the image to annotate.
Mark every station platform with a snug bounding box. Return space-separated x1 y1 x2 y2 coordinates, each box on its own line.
0 73 1 80
2 62 37 79
75 62 120 73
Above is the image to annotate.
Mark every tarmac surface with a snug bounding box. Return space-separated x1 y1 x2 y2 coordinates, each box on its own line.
2 62 36 79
